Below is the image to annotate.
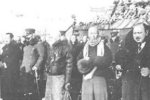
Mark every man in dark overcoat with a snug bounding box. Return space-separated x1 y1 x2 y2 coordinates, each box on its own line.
0 33 22 100
107 30 122 100
116 23 150 100
70 33 83 100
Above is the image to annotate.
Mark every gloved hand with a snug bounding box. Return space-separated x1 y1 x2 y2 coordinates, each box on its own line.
83 66 97 80
116 65 122 70
32 66 38 71
141 67 150 77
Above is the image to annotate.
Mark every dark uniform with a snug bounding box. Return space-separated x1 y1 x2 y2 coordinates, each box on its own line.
70 40 83 100
107 32 122 100
38 40 50 98
109 36 120 62
1 40 22 100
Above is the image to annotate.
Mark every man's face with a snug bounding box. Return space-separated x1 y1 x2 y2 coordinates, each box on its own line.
60 35 66 41
133 24 148 43
111 32 118 38
82 36 87 43
88 27 98 40
26 34 34 41
21 37 25 43
5 35 11 44
70 35 76 43
41 36 45 41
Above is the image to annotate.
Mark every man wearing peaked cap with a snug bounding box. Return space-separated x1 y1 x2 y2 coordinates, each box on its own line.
25 28 35 35
111 30 119 38
59 30 67 41
20 28 45 100
73 28 79 36
25 28 36 42
59 30 66 36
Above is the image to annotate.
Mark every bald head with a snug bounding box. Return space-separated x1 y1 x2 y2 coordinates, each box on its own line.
88 26 99 40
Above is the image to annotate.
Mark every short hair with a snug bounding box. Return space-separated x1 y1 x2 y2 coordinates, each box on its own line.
6 33 14 39
133 23 150 33
133 22 150 42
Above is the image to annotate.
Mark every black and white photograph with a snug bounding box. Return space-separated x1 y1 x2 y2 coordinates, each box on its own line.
0 0 150 100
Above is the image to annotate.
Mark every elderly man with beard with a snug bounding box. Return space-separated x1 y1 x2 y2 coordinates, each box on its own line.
116 23 150 100
77 26 112 100
44 31 73 100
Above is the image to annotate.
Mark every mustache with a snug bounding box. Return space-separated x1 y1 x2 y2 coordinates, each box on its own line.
135 37 141 40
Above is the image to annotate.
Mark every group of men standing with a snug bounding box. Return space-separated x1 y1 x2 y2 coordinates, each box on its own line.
0 28 82 100
75 22 150 100
0 29 46 100
0 21 150 100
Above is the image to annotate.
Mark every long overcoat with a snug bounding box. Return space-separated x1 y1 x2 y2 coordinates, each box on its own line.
1 40 22 99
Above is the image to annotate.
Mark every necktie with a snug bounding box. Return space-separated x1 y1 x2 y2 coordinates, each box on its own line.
138 43 141 53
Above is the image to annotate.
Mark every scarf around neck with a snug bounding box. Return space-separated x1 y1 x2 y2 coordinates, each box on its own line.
83 38 104 59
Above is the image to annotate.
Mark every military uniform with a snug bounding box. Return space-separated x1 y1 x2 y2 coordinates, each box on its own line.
38 41 50 98
70 41 83 100
20 41 45 100
107 35 122 100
